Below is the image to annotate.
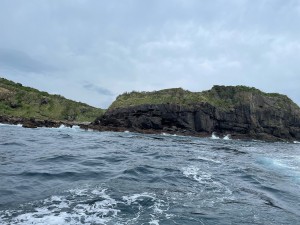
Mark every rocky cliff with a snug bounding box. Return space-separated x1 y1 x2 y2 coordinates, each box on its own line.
93 86 300 141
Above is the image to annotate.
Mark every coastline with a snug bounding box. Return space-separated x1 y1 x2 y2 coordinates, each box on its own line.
1 115 295 142
0 115 90 129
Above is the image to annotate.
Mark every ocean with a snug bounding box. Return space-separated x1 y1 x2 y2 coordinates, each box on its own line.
0 123 300 225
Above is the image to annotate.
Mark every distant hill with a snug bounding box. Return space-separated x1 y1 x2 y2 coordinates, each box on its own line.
0 77 104 122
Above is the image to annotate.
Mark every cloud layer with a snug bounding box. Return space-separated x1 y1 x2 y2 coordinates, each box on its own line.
1 0 300 108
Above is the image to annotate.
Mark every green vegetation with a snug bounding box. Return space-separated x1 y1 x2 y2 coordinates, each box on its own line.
110 88 206 110
0 77 105 122
109 85 299 110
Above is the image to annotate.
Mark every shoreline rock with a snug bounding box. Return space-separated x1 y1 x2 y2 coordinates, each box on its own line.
0 115 89 129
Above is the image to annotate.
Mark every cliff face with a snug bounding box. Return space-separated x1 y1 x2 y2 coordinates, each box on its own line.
95 86 300 141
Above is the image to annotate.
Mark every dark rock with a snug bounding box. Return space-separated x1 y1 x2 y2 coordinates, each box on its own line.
93 87 300 142
40 98 49 105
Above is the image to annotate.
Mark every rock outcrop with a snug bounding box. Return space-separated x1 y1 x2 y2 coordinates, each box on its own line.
93 86 300 141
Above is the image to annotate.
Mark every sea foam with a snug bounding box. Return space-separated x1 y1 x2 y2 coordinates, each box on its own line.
211 132 220 140
223 134 231 140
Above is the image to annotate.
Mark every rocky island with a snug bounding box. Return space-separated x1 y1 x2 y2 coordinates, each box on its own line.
1 77 300 142
0 78 104 128
91 86 300 142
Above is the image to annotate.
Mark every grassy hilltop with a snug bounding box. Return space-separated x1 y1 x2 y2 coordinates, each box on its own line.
0 77 104 122
109 85 298 110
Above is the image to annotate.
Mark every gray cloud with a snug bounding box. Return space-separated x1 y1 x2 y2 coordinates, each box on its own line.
0 48 55 73
83 82 114 96
0 0 299 108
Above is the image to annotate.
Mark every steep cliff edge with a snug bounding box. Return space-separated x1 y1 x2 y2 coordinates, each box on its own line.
93 86 300 141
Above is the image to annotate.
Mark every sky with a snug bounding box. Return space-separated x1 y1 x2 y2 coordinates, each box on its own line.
0 0 300 108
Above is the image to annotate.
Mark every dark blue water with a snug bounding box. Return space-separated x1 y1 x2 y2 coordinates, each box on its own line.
0 124 300 225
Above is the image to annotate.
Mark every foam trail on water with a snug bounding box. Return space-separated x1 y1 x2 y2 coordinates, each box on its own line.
0 188 119 225
150 219 160 225
197 156 221 164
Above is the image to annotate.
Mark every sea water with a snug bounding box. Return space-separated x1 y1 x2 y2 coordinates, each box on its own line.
0 123 300 225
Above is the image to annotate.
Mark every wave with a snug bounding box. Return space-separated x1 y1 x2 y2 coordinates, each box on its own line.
57 125 81 131
256 157 300 182
197 156 221 164
0 188 172 225
182 166 213 184
37 154 78 163
17 170 111 181
212 146 247 155
0 142 27 147
0 188 118 225
0 123 23 127
223 134 231 140
211 132 220 140
211 133 231 140
161 133 178 137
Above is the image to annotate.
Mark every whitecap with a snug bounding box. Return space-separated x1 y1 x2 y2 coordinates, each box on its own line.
182 166 234 203
57 124 81 132
0 123 23 127
122 192 155 205
294 141 300 144
211 132 220 140
149 219 160 225
197 156 221 164
0 188 119 225
58 124 67 129
223 134 231 140
71 125 80 130
124 130 130 133
182 166 213 184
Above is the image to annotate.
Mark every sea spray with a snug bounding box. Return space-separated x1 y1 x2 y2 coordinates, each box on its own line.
211 132 220 139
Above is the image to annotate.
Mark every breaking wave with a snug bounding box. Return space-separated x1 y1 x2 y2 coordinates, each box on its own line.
0 188 171 225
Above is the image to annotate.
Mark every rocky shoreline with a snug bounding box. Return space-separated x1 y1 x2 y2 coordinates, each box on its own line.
89 104 300 142
0 115 90 129
1 115 297 142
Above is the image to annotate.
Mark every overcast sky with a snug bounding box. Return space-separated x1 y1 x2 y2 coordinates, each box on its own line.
0 0 300 108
